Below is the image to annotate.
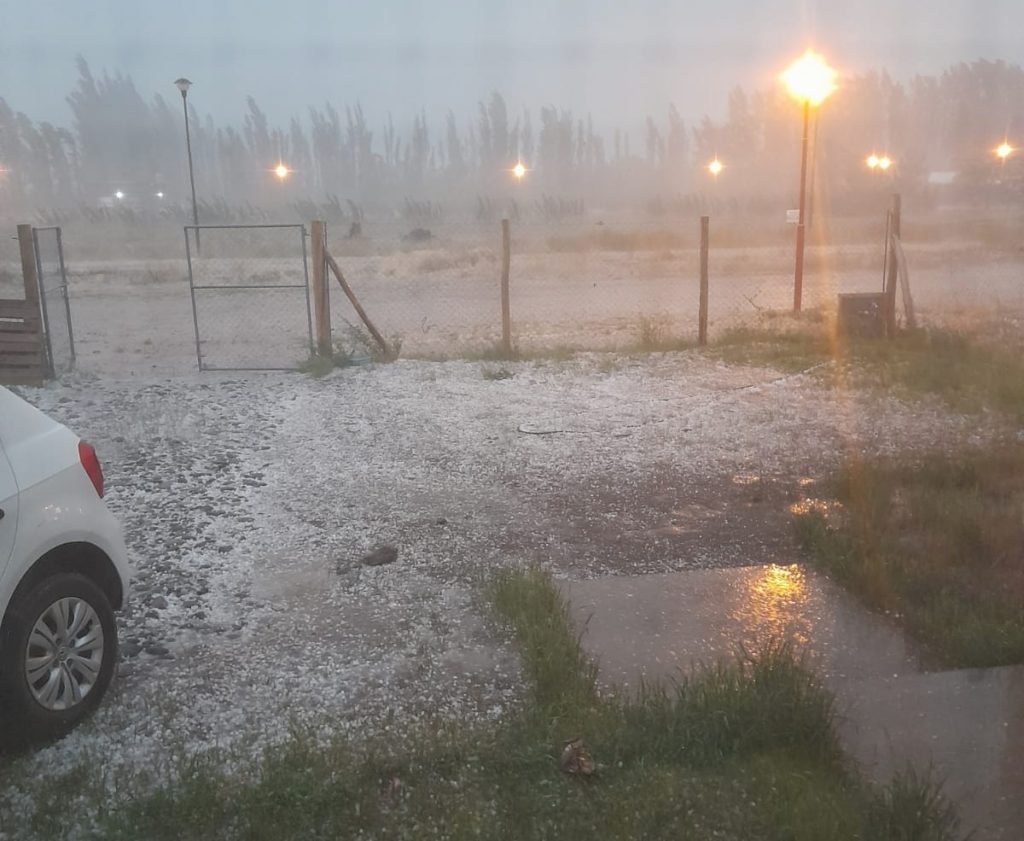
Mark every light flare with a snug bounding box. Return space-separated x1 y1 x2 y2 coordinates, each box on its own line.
781 50 838 107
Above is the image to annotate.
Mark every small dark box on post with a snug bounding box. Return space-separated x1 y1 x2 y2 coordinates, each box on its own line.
837 292 886 338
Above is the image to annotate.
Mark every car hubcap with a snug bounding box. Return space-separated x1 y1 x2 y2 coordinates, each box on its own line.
25 597 105 711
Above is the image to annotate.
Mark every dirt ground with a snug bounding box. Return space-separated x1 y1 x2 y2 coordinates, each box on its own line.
0 223 1020 835
0 343 1000 837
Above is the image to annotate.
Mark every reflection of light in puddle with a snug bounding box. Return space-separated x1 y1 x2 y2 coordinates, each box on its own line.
789 498 843 516
732 474 761 486
798 477 816 487
733 564 811 646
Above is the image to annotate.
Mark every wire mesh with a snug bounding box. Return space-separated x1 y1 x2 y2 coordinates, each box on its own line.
186 225 313 370
34 226 75 375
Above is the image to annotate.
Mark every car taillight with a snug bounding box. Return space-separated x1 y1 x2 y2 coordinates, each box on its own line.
78 441 104 498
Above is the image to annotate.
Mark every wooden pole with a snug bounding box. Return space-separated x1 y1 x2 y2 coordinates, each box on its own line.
310 220 331 356
325 250 391 359
500 218 512 358
17 224 40 304
698 216 710 346
884 193 901 337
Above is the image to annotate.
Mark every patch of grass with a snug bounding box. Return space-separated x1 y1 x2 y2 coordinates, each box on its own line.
297 353 341 378
795 446 1024 667
712 323 1024 419
11 569 961 840
481 365 514 380
631 316 695 353
711 323 833 372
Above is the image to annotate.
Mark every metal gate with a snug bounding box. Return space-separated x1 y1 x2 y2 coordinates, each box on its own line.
185 224 314 371
33 226 75 376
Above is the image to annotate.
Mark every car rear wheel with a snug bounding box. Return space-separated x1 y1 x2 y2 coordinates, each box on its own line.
0 573 118 748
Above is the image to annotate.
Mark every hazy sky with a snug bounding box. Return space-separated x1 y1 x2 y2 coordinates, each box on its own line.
2 0 1022 131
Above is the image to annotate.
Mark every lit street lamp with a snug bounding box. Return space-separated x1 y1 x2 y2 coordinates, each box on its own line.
175 77 201 253
511 161 527 181
708 158 724 178
996 142 1015 162
781 50 837 312
273 162 291 181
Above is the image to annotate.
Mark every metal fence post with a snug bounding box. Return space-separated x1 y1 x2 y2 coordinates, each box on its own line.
698 216 710 346
500 218 512 358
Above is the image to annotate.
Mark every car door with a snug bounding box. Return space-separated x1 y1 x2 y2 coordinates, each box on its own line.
0 443 17 574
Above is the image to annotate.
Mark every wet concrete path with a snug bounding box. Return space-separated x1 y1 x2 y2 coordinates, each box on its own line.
564 566 1024 840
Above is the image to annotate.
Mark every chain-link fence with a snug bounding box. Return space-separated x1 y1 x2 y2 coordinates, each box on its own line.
324 214 805 358
320 204 1024 359
33 226 75 375
186 224 313 370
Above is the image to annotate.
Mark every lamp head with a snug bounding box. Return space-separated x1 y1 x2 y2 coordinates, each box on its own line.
781 50 837 107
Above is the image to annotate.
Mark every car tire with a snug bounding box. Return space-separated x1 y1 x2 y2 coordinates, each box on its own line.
0 573 118 748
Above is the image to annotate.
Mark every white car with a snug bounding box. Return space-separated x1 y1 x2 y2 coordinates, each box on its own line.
0 386 130 746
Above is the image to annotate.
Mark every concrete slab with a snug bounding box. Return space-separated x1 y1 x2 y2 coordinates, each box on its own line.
564 565 1024 840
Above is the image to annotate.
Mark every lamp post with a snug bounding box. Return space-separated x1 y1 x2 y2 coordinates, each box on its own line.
175 77 200 253
781 50 836 313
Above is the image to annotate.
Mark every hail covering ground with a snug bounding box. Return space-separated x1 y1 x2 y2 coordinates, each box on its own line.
0 352 999 835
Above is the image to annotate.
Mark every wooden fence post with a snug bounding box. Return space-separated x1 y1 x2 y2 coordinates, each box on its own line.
17 224 40 304
311 220 331 356
500 218 512 358
883 193 901 338
698 216 710 346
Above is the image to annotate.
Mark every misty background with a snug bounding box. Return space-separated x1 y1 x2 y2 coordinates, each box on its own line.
1 0 1023 220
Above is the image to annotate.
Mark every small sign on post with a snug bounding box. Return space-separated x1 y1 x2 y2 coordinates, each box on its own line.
786 209 800 224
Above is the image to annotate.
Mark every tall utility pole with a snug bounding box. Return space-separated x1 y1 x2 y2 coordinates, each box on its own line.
175 78 200 253
793 99 811 312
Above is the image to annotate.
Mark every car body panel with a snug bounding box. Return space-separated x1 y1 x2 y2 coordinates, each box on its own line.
0 447 17 574
0 386 130 628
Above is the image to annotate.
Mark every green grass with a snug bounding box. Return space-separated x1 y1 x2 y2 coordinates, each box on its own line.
2 569 961 840
795 446 1024 668
711 324 1024 420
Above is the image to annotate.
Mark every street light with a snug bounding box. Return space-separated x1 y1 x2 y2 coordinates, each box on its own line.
781 49 837 313
273 162 291 181
708 158 724 177
996 142 1015 162
175 77 201 253
511 161 527 181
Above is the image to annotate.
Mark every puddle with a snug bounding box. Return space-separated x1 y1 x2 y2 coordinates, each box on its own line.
564 566 1024 840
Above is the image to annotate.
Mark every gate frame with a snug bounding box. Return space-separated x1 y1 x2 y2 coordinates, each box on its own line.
32 225 75 377
185 223 314 371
